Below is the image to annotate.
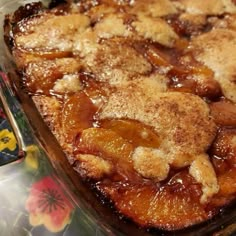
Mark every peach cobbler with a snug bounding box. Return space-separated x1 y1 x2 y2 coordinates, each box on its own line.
4 0 236 231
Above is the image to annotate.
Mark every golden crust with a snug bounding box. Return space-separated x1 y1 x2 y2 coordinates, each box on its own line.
75 154 113 180
32 95 62 137
177 0 236 15
132 147 170 181
75 36 152 84
94 14 132 39
15 13 90 51
100 89 216 156
189 154 219 203
190 29 236 102
130 0 178 17
132 14 179 47
32 95 74 162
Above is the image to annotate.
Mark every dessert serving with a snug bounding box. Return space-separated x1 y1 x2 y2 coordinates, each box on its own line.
4 0 236 231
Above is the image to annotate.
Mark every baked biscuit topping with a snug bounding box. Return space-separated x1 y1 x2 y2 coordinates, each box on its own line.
4 0 236 231
189 29 236 102
15 13 90 51
94 14 132 39
177 0 236 14
130 0 177 17
132 14 179 47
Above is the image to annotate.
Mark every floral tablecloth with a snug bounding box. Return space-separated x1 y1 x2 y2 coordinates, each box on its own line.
0 105 107 236
0 108 19 165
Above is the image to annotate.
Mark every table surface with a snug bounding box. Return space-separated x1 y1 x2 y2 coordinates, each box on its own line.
0 103 108 236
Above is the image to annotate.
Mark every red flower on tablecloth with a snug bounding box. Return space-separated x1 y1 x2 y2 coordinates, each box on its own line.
25 176 74 232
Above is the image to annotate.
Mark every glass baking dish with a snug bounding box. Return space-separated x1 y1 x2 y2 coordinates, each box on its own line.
0 0 235 235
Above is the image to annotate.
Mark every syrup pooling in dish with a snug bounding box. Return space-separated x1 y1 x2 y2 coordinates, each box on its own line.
4 0 236 231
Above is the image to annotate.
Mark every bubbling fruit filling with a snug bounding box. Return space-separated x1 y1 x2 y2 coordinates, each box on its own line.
4 0 236 231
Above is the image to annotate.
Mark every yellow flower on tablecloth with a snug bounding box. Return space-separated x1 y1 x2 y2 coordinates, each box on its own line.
24 145 39 171
0 129 17 151
25 176 74 233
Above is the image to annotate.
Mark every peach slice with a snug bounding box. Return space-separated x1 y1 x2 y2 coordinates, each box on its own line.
24 58 82 94
77 127 133 162
61 92 96 143
98 178 210 231
100 119 160 148
210 101 236 126
76 127 137 180
218 168 236 197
